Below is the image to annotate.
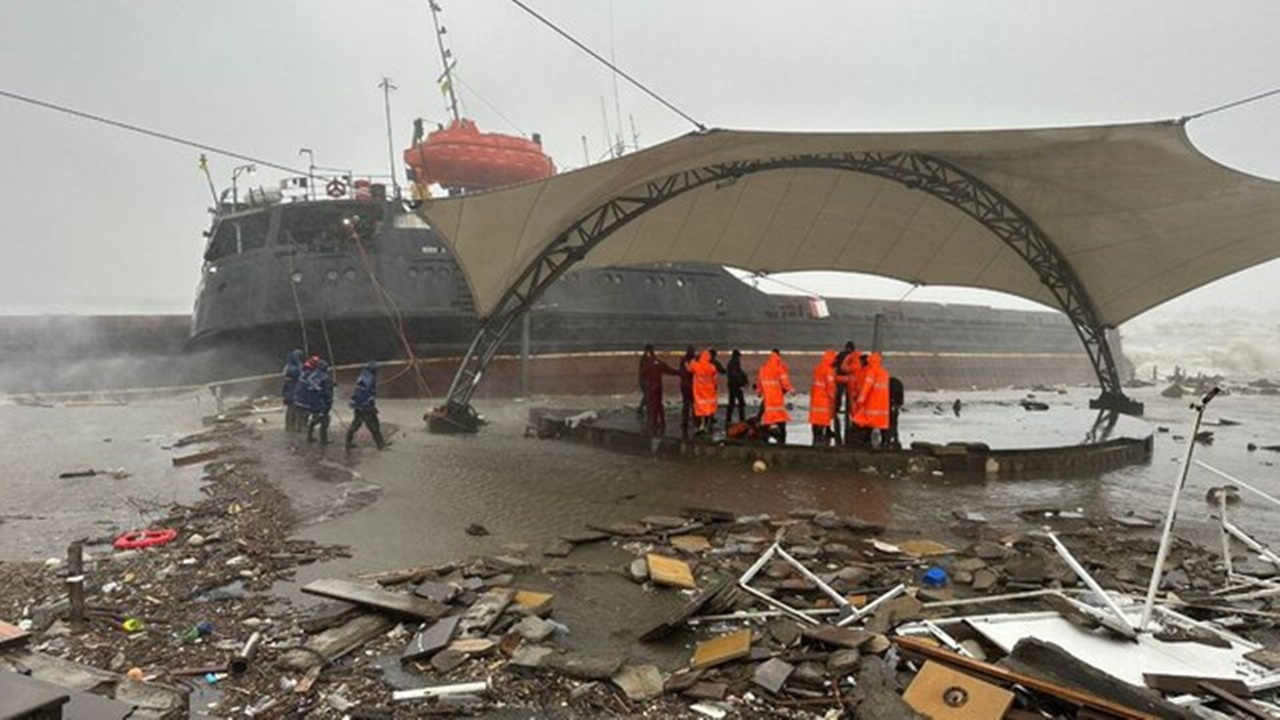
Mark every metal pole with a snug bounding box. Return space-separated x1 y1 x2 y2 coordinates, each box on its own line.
427 1 461 123
519 311 531 398
1140 387 1220 630
378 78 400 200
1046 532 1134 634
871 313 885 353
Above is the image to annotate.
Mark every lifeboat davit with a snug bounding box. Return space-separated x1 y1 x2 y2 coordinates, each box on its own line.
403 118 556 192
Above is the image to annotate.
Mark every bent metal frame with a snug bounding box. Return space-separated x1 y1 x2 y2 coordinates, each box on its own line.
428 151 1143 432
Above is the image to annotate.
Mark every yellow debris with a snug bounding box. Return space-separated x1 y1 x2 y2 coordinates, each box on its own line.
692 629 752 669
646 554 696 589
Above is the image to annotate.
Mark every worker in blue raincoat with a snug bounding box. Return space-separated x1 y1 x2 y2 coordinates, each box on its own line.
296 358 334 444
346 361 385 450
281 349 305 432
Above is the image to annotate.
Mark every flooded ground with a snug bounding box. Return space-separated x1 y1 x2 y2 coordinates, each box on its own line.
3 384 1276 565
0 398 214 560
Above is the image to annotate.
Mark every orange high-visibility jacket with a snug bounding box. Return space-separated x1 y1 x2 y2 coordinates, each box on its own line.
757 351 794 425
853 352 891 430
841 353 864 418
808 350 838 426
691 350 719 418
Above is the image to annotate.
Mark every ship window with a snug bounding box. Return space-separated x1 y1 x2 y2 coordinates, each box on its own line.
325 269 339 282
204 213 270 261
344 268 356 280
279 206 380 253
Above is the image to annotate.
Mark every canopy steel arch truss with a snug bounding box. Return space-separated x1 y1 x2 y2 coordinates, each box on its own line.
427 151 1142 432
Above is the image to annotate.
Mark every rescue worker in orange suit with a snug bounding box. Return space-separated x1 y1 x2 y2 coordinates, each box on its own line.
840 350 864 446
756 349 795 444
852 352 891 446
808 350 839 446
831 342 856 444
678 346 696 438
690 349 720 435
639 344 678 436
885 375 904 449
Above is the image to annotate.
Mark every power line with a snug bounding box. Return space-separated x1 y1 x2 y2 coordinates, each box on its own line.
0 87 309 175
1183 84 1280 122
453 72 526 135
504 0 707 132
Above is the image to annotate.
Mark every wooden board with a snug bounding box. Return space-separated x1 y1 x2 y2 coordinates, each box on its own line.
301 579 448 621
902 661 1014 720
670 535 713 553
898 539 956 557
513 590 554 612
1143 673 1251 697
647 554 696 588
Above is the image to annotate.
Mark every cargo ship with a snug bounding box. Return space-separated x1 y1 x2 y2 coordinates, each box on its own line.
184 0 1108 398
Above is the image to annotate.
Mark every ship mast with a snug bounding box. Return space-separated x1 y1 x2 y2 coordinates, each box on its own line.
428 1 461 124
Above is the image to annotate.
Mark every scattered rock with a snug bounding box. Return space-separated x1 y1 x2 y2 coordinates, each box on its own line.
751 658 794 694
612 664 665 701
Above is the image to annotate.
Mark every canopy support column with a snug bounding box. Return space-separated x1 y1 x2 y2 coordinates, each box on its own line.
427 152 1141 432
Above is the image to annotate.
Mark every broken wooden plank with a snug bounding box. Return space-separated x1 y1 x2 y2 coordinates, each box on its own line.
279 613 396 671
512 590 554 614
413 580 459 604
670 535 712 553
171 446 232 467
1143 673 1250 697
902 661 1013 720
1198 682 1274 720
301 579 448 621
897 540 956 558
357 563 452 587
298 601 362 634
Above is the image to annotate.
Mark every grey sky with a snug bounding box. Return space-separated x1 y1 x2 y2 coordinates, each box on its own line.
1 0 1278 318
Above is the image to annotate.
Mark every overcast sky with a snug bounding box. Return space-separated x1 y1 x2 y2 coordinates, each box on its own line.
2 0 1278 320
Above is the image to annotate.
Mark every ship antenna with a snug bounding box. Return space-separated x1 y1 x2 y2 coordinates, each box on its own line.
428 1 461 123
378 77 401 200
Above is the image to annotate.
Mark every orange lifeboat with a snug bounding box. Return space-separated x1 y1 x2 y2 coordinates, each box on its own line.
403 118 556 192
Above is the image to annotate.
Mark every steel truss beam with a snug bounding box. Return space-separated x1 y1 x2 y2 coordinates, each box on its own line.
427 152 1141 432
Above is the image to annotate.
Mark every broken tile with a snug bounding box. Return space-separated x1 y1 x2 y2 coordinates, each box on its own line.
663 669 703 693
953 557 988 573
642 515 689 528
767 619 802 647
801 625 874 650
670 534 712 553
430 648 468 673
827 648 861 672
791 661 826 687
512 590 554 613
508 644 554 670
455 588 514 638
401 615 459 662
692 629 752 669
971 568 999 592
898 539 956 557
413 580 459 604
684 681 727 700
647 554 696 589
512 615 553 643
751 658 794 694
611 664 665 701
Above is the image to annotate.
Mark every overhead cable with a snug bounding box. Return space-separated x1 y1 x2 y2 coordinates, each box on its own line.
0 87 309 175
1183 84 1280 122
504 0 707 132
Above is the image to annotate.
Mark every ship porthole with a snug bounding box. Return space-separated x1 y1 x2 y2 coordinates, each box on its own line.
675 277 685 287
291 272 303 284
344 268 356 280
325 269 339 282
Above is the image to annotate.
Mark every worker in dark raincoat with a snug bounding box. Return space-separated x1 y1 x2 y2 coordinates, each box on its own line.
346 361 385 450
678 345 696 438
639 345 678 436
281 349 304 432
725 349 749 426
296 358 334 444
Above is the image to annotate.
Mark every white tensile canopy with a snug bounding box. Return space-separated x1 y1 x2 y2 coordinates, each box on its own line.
415 120 1280 326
